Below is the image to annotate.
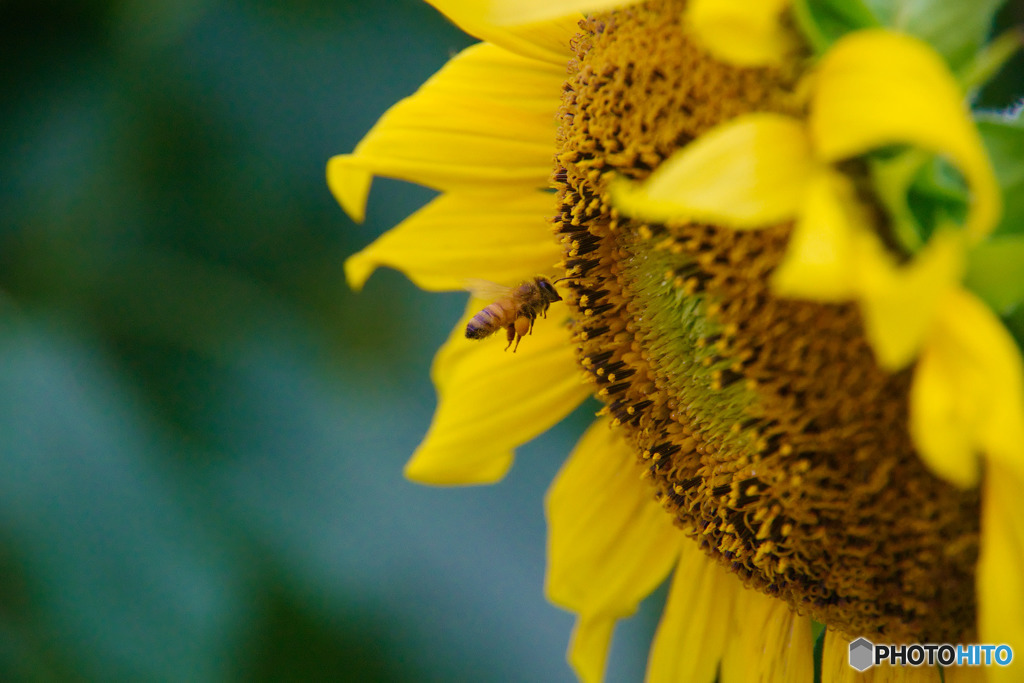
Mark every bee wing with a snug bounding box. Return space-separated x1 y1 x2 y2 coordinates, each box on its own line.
464 278 514 301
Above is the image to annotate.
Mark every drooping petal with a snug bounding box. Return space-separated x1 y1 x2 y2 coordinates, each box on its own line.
821 631 942 682
568 614 616 683
545 417 683 616
646 544 739 683
911 288 1024 488
977 462 1024 683
686 0 798 66
854 228 965 370
344 191 562 291
405 300 588 485
910 321 980 488
720 588 814 683
430 0 632 32
811 29 1001 240
771 170 863 300
610 114 816 228
328 42 563 222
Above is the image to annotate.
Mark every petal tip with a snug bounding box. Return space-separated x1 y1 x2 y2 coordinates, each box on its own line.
327 155 373 223
403 445 513 486
343 250 375 292
607 175 684 225
685 0 796 67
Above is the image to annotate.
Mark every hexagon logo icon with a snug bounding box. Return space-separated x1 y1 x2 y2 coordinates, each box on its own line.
849 638 874 671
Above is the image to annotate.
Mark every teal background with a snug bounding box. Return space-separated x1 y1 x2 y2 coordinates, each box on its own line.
0 1 663 680
2 1 1022 681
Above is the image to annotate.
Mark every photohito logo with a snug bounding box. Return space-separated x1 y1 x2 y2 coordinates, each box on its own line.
848 638 1014 671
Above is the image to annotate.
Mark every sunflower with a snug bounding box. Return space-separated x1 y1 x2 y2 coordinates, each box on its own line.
330 0 1024 680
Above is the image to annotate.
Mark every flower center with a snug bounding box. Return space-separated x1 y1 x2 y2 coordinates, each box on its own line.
554 0 980 642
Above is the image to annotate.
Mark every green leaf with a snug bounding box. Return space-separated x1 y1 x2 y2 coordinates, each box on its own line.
812 621 827 683
977 114 1024 236
868 147 932 251
1005 303 1024 351
792 0 880 54
906 155 968 242
965 235 1024 314
861 0 1007 72
959 27 1024 93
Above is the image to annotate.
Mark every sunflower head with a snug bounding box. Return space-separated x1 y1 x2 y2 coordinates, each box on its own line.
334 0 1024 676
553 0 986 643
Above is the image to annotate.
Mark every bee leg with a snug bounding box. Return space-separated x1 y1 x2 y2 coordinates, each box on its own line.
512 317 531 351
504 324 516 351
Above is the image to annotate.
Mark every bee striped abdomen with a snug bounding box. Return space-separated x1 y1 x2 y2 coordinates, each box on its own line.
465 301 514 339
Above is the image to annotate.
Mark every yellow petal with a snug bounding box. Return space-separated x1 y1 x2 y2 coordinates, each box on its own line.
977 462 1024 683
344 191 562 291
910 318 980 487
943 666 987 683
327 161 373 225
821 631 855 683
821 631 942 682
545 417 683 615
646 544 739 683
327 42 563 223
911 288 1024 488
405 300 588 485
568 614 616 683
854 228 965 370
610 113 816 228
771 170 862 300
686 0 797 66
429 0 626 31
811 29 1001 240
721 588 814 683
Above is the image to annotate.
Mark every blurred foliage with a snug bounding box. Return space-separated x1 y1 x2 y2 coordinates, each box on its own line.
2 0 1020 681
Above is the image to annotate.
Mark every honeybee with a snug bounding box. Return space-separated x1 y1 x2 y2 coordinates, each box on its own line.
465 276 565 352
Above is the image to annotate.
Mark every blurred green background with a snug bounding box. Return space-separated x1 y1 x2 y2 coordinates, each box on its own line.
0 0 665 680
3 1 1022 681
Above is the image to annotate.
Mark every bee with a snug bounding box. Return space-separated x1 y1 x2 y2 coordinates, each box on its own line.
464 276 566 352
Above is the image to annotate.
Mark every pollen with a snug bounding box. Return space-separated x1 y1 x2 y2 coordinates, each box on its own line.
553 0 978 643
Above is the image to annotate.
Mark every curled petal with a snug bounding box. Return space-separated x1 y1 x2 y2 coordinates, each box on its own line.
854 229 965 370
344 191 561 291
686 0 798 67
811 30 1001 240
328 42 563 222
406 302 588 485
611 114 816 228
911 289 1024 488
771 170 863 300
